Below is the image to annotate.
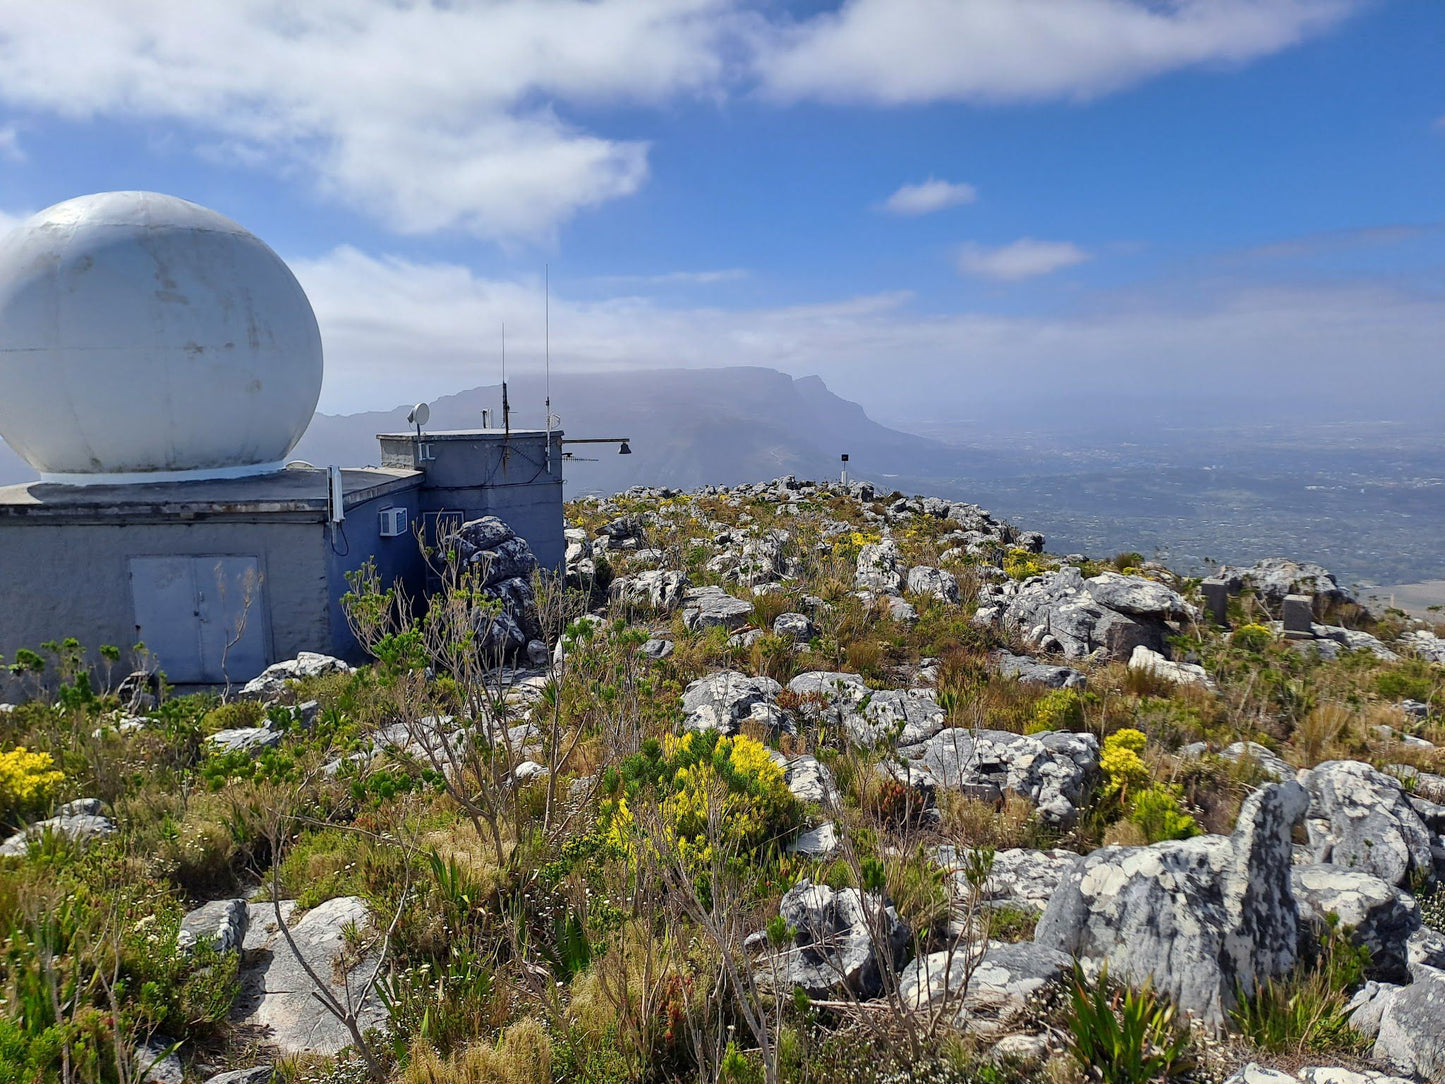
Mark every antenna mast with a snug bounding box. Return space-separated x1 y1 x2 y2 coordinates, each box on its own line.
501 321 510 438
544 264 552 473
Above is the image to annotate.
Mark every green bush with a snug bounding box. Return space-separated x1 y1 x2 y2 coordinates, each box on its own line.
1128 784 1199 843
1066 963 1194 1083
1028 688 1089 734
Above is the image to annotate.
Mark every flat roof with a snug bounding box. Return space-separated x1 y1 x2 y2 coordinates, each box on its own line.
0 465 422 521
376 428 557 440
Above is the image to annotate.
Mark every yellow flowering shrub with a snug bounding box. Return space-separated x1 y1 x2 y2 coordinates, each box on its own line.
1099 728 1149 801
601 731 799 869
0 746 64 824
1004 548 1047 581
1098 728 1199 842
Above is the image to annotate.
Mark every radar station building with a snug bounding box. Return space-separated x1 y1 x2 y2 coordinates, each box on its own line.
0 192 563 688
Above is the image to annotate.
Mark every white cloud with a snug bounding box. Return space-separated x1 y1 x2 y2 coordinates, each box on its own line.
882 178 977 215
589 268 750 287
0 207 30 235
957 238 1090 280
758 0 1358 105
0 125 24 163
290 244 1445 433
0 0 732 239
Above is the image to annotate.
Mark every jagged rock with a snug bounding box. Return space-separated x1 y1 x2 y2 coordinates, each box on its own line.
899 942 1072 1038
788 822 838 857
935 846 1082 915
0 799 116 856
760 880 909 999
178 898 249 955
681 671 783 735
786 671 871 728
906 566 959 603
733 532 790 587
1085 572 1191 620
232 896 387 1055
856 539 905 594
1218 558 1351 605
1347 980 1402 1038
785 755 839 807
207 725 283 754
241 652 353 700
885 595 918 624
1313 625 1399 661
773 612 815 643
1291 864 1420 983
901 728 1099 827
1035 781 1310 1026
1401 630 1445 665
988 1034 1049 1065
641 637 674 659
610 569 690 612
842 689 946 748
1128 645 1214 688
680 586 754 631
1221 741 1295 783
1375 967 1445 1080
992 651 1087 689
204 1069 274 1084
135 1040 182 1084
979 568 1171 661
1301 761 1434 886
1224 1069 1414 1084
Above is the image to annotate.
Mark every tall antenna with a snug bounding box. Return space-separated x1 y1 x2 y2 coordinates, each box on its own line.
544 264 552 473
501 321 510 438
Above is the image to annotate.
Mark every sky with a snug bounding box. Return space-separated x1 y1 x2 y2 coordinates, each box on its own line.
0 0 1439 431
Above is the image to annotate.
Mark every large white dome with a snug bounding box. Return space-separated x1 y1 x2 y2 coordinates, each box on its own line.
0 191 323 484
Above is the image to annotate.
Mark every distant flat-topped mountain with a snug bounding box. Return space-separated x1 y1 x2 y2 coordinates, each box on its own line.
291 366 1001 497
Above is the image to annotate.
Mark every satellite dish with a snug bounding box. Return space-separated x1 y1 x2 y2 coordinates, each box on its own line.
408 402 430 427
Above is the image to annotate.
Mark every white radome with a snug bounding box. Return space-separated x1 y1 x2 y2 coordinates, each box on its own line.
0 191 323 484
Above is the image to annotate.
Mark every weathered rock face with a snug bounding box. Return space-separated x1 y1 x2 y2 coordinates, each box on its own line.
680 585 754 631
1034 781 1310 1026
901 728 1099 827
1221 741 1295 783
1128 645 1214 688
855 539 905 595
610 569 690 612
785 754 839 807
0 798 116 856
761 880 909 999
1084 571 1191 620
1375 967 1445 1080
241 652 353 701
786 671 871 728
842 689 946 748
1218 557 1350 605
1301 761 1435 886
232 896 387 1055
935 846 1083 916
772 612 815 643
899 942 1073 1038
680 671 784 735
178 898 249 955
451 517 544 658
1291 864 1421 983
992 651 1087 690
975 568 1174 662
906 565 959 604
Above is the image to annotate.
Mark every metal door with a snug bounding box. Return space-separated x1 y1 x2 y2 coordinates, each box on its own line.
129 556 268 684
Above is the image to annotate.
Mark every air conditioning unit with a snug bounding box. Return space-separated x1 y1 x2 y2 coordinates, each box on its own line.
378 507 408 538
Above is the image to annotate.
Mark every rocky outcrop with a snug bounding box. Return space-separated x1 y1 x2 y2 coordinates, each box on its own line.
1374 968 1445 1080
178 898 249 955
1218 558 1351 605
241 652 353 701
680 671 785 735
1301 761 1435 886
452 517 544 657
0 798 116 857
935 846 1083 916
906 566 958 604
1128 645 1214 688
1035 781 1309 1025
899 942 1072 1037
759 879 909 999
785 754 839 807
855 539 905 595
610 569 689 612
992 651 1087 690
901 728 1099 827
772 612 815 643
842 689 946 748
1291 864 1420 983
680 586 754 631
975 567 1184 662
232 896 387 1055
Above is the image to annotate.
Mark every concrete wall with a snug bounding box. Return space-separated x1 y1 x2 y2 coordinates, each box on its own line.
325 488 427 661
0 516 331 696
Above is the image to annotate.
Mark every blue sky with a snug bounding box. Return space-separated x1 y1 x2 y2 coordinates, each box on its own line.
0 0 1439 427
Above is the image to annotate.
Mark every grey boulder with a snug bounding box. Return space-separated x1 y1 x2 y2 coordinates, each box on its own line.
1290 864 1420 983
992 651 1087 690
899 941 1072 1038
680 671 783 735
680 586 754 631
1035 781 1310 1026
760 879 908 999
178 898 249 955
0 799 117 857
610 569 690 612
843 689 946 748
1302 760 1435 886
906 566 959 604
240 652 353 700
1374 967 1445 1080
1085 571 1191 620
772 612 815 643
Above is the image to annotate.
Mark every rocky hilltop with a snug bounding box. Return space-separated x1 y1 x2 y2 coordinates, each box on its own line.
3 476 1445 1084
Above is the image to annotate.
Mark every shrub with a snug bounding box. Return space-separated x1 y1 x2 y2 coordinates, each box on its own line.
1128 784 1199 843
1029 688 1088 734
1376 662 1437 703
603 731 800 868
1232 624 1274 652
0 746 64 825
1066 964 1194 1083
404 1017 552 1084
1099 729 1149 802
1230 915 1370 1056
1003 548 1046 581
